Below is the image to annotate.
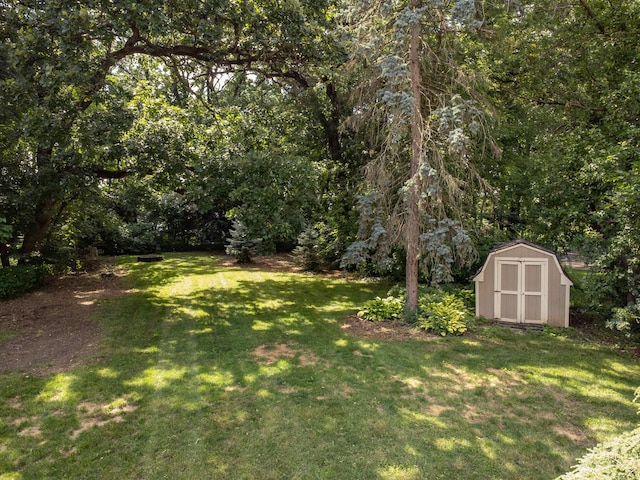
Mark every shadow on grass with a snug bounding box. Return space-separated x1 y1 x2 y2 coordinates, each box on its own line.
2 254 640 479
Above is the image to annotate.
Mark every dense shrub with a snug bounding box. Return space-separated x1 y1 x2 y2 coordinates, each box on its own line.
119 222 163 254
358 295 405 322
558 427 640 480
419 292 471 336
608 301 640 338
358 285 473 335
225 220 260 263
0 264 55 299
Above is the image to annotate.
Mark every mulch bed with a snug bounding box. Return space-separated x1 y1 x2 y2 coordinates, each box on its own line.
340 315 435 341
0 264 130 376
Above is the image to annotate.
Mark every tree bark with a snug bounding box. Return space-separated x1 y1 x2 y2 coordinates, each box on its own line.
405 0 424 315
0 243 9 267
18 197 57 258
18 146 59 258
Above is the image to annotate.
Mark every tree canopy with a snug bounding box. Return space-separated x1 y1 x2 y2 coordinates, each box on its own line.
1 0 639 328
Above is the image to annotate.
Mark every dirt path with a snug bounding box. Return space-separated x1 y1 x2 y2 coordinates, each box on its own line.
0 265 130 376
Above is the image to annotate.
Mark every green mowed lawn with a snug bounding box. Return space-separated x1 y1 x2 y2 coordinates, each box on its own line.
2 253 639 479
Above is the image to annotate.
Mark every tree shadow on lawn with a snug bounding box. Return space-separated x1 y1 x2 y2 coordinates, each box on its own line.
3 256 640 479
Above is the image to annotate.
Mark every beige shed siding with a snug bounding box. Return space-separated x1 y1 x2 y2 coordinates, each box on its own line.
474 242 572 327
475 256 495 319
547 258 568 327
525 264 542 293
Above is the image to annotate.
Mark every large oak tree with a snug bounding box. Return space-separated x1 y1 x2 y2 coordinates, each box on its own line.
0 0 341 261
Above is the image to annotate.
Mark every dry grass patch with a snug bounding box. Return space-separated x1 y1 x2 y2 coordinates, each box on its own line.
17 426 42 438
423 404 455 416
71 396 138 440
252 342 321 367
553 424 590 447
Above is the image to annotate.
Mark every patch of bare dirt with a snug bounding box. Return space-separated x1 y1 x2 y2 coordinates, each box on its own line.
0 262 130 376
217 253 302 272
217 252 346 277
340 315 436 342
252 342 320 367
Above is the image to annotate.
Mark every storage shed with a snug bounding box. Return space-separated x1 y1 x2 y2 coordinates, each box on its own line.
473 240 573 328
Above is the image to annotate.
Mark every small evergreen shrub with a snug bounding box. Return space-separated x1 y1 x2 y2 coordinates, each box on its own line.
358 295 405 322
293 223 346 272
225 221 260 263
557 427 640 480
0 264 55 299
293 225 323 271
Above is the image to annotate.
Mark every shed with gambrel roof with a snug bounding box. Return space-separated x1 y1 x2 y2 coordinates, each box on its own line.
473 240 573 327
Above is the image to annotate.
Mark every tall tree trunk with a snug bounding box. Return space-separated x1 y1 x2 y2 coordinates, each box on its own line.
18 197 57 258
0 243 9 267
405 0 424 315
18 146 59 259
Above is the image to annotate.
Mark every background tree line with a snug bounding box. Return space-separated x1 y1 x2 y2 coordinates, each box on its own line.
1 0 639 330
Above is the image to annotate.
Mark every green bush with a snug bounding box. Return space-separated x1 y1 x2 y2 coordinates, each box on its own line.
607 301 640 338
119 222 163 255
225 220 260 263
358 295 405 322
557 427 640 480
0 264 55 299
419 292 471 336
358 286 473 335
293 225 323 272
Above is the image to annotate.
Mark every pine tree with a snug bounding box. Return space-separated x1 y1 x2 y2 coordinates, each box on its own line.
342 0 498 314
225 221 260 264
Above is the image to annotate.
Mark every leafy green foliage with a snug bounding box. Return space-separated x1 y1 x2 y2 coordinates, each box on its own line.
0 0 341 260
0 264 54 299
419 292 472 336
358 285 473 335
357 295 405 322
228 151 319 250
119 222 163 255
485 0 640 319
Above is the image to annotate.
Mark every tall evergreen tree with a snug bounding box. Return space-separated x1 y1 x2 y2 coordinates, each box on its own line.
341 0 497 314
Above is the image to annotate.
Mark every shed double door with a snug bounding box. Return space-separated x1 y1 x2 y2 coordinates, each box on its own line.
494 259 548 323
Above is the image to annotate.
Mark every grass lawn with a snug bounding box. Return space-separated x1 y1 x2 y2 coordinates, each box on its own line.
1 253 639 479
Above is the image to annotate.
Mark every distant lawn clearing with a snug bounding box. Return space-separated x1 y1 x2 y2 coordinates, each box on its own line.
1 253 639 479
